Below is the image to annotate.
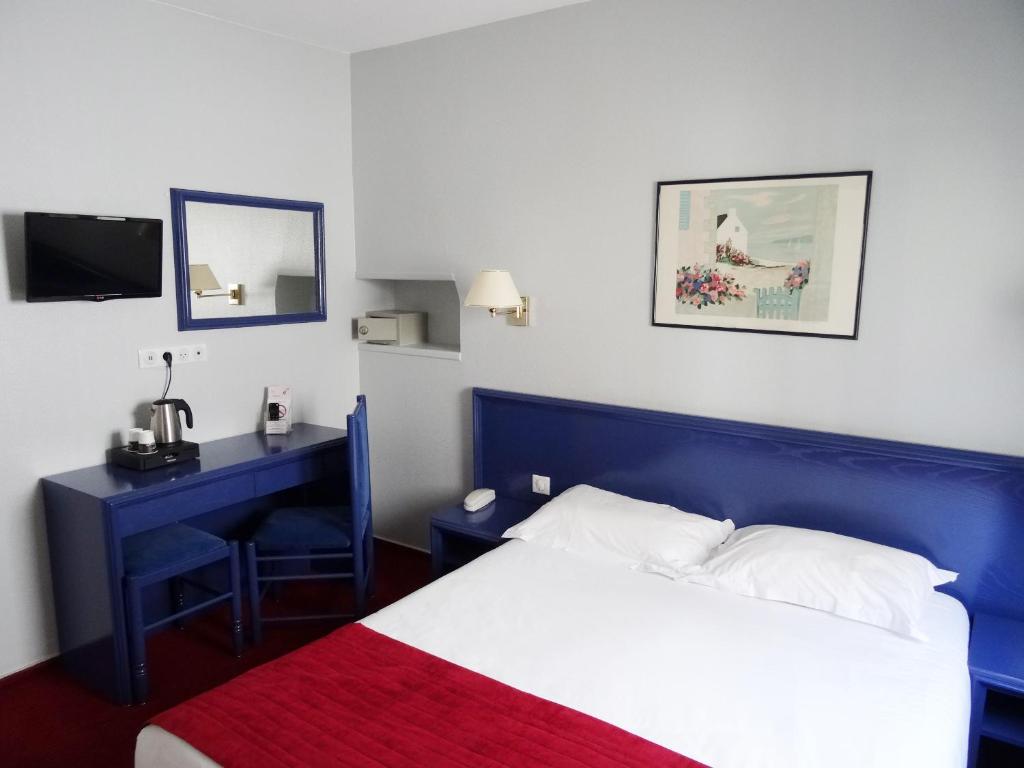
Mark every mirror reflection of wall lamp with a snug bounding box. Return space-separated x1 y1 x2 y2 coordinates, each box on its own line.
464 269 529 326
189 264 244 305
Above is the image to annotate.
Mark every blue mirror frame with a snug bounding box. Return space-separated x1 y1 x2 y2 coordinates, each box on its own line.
170 188 327 331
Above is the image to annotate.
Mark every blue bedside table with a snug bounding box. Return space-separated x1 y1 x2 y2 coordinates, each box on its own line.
968 613 1024 767
430 496 538 579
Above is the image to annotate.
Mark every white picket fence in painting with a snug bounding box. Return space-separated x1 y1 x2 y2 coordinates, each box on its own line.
755 286 801 320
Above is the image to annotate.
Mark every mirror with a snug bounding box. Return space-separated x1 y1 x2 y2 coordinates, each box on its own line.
170 189 326 330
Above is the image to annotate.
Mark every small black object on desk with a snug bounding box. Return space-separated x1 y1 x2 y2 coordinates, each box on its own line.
110 441 200 471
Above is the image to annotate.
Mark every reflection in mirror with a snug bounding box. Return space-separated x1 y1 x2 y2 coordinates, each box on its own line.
171 189 325 330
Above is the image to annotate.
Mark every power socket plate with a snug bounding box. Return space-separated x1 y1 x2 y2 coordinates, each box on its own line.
139 344 208 368
532 474 551 495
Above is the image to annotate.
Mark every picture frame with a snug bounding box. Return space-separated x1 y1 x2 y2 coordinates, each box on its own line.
652 171 871 339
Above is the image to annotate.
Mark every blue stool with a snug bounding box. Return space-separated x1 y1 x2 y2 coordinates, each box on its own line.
123 524 243 703
246 395 373 645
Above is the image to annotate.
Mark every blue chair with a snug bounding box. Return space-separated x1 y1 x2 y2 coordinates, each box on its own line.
123 524 243 704
245 395 373 645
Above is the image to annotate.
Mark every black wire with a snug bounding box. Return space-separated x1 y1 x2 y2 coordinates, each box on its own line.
161 357 172 400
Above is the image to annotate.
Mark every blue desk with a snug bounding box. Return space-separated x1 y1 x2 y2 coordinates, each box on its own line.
42 423 347 704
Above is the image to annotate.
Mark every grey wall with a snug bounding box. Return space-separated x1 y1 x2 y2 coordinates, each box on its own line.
352 0 1024 550
0 0 380 675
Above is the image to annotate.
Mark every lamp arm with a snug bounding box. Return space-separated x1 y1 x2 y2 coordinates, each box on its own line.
488 305 523 319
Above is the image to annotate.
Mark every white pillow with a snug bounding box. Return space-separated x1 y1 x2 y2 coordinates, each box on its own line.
503 484 734 575
679 525 958 639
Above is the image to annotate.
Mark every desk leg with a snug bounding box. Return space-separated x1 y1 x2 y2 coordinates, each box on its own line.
44 486 133 704
430 526 444 580
246 542 263 647
229 543 244 657
171 577 185 630
967 678 986 768
126 582 149 705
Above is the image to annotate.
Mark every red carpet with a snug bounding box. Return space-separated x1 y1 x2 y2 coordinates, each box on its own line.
0 540 430 768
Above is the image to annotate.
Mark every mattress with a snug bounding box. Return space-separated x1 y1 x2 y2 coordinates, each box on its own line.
136 539 970 767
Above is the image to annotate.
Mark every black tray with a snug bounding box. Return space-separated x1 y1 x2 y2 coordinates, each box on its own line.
110 441 200 471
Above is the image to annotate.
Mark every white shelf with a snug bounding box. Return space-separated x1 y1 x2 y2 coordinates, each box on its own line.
356 275 461 359
358 342 461 361
356 271 456 282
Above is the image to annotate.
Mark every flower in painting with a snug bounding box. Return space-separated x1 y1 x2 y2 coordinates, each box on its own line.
716 239 753 267
783 260 811 293
676 265 746 310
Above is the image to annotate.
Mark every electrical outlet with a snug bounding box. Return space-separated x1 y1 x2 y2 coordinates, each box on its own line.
139 348 161 368
138 344 209 368
138 348 175 368
532 474 551 495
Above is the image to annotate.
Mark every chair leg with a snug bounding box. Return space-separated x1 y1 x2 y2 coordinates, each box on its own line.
245 542 262 646
270 557 283 601
229 543 244 657
170 577 185 630
354 570 367 619
366 531 376 599
126 581 149 705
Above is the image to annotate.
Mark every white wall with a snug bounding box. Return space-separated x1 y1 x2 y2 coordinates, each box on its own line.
352 0 1024 550
0 0 378 676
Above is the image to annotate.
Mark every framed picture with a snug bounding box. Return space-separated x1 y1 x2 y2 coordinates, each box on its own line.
652 171 871 339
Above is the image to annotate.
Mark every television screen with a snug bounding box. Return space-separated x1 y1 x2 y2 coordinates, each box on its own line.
25 212 162 301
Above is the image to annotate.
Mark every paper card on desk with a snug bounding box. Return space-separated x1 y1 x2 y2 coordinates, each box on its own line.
265 385 292 434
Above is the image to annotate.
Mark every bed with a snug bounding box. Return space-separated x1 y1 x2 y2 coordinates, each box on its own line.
135 389 1024 767
138 538 971 767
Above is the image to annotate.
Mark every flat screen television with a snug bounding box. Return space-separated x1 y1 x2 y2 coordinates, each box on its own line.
25 212 162 302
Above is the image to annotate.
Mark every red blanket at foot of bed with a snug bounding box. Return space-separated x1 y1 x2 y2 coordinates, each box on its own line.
152 623 705 767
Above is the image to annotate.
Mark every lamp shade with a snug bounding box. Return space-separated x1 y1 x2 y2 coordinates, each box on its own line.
189 263 222 292
464 270 522 309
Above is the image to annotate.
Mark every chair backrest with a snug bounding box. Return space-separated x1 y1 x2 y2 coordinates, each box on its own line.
347 395 372 571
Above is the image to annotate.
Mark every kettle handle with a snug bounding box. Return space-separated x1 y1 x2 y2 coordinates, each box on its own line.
175 399 194 430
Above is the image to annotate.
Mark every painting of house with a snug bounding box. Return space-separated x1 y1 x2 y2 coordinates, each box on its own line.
716 208 748 255
683 183 839 323
653 172 871 338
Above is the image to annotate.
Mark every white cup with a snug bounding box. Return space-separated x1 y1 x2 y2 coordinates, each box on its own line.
127 428 142 451
137 429 157 454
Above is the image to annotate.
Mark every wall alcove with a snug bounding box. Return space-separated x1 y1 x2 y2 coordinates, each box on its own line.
355 272 462 361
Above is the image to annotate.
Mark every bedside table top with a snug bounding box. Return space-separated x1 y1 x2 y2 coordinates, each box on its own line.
970 613 1024 694
432 496 539 543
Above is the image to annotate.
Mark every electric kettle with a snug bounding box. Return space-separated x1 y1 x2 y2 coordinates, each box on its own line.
150 399 194 445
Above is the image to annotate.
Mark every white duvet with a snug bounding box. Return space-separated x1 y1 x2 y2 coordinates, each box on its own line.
137 539 970 768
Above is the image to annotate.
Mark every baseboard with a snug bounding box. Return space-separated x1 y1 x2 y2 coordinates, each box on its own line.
374 533 429 554
0 655 59 690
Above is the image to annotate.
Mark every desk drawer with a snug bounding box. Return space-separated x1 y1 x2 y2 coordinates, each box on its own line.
113 474 255 536
253 454 325 496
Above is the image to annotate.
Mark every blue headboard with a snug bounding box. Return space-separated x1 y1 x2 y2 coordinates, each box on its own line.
473 388 1024 620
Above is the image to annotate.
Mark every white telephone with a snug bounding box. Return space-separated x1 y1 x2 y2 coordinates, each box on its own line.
463 488 496 512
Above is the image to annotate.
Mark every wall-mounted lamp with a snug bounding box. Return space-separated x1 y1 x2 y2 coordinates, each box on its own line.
189 264 243 305
464 269 529 327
